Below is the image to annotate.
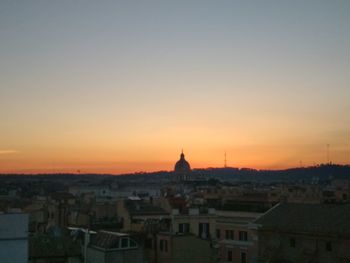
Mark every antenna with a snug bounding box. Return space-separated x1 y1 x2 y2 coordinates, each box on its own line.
224 151 227 168
326 144 330 164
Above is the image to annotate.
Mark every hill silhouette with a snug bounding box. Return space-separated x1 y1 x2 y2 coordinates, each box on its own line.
1 164 349 183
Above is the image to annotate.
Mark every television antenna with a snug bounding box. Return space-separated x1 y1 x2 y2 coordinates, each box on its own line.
326 144 330 164
224 151 227 168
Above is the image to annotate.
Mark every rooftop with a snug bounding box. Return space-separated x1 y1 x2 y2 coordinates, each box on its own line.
254 203 350 237
89 231 138 250
125 200 168 216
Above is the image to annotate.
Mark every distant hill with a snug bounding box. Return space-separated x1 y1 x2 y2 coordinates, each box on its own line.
1 164 349 184
192 164 350 183
108 163 350 183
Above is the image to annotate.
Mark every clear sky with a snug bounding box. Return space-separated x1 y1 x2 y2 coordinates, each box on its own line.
1 1 350 174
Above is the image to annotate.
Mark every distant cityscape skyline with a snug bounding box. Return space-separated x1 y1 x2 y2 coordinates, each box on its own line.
1 1 350 174
0 148 343 174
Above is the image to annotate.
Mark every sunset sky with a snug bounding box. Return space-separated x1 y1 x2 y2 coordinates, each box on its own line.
1 1 350 174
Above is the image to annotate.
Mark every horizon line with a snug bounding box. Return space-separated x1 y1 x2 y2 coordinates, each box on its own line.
0 162 345 176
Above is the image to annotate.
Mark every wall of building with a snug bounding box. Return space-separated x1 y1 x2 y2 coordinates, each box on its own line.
156 234 172 263
215 211 260 263
116 199 131 231
153 233 215 263
171 212 216 238
258 230 350 263
172 235 214 263
0 213 29 263
86 246 143 263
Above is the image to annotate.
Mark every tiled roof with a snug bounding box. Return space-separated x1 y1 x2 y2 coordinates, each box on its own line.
125 200 168 216
90 231 127 249
254 203 350 237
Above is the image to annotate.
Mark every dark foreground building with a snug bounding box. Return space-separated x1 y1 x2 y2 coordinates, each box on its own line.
253 203 350 263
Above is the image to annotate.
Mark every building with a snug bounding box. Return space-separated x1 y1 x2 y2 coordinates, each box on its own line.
0 212 29 263
29 234 81 263
174 151 191 182
280 184 322 204
171 207 217 239
47 192 76 229
143 206 218 263
201 185 280 213
86 231 144 263
145 232 216 263
23 197 49 234
253 203 350 263
215 210 262 263
117 197 170 232
323 179 350 203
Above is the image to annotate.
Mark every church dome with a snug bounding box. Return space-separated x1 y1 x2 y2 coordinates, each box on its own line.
174 151 191 174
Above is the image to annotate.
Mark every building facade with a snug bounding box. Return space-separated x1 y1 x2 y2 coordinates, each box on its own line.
253 203 350 263
215 210 261 263
0 213 29 263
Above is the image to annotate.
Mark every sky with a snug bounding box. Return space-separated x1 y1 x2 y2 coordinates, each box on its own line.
1 1 350 174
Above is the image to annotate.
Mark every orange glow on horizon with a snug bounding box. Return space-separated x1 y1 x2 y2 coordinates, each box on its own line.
1 144 349 174
2 118 349 174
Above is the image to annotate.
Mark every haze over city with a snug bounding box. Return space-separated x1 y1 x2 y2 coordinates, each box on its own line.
1 1 350 174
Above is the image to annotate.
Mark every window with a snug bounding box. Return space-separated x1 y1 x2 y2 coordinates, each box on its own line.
216 229 221 239
239 231 248 241
199 223 210 239
241 252 247 263
179 223 183 233
145 238 152 249
227 250 232 261
225 230 234 240
326 241 332 252
290 238 296 248
111 239 119 248
129 239 137 248
121 238 128 248
164 240 168 252
179 223 189 234
230 230 234 240
160 239 168 252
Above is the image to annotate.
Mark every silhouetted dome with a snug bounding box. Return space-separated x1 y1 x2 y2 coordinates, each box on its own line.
174 152 191 174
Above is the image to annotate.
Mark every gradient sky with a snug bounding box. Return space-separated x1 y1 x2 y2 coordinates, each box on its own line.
1 1 350 174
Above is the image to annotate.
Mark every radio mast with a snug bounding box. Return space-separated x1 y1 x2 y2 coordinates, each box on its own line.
224 151 227 168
